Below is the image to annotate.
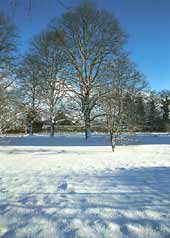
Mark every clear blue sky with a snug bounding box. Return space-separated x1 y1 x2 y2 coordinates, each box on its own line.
0 0 169 91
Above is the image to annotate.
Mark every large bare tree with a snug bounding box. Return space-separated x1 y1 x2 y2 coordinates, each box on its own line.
50 2 127 139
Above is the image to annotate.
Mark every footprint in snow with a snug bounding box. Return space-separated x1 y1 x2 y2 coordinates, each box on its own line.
58 182 68 190
58 182 76 194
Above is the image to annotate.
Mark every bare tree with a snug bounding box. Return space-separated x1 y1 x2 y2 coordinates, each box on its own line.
30 30 66 136
0 12 17 90
18 53 42 135
50 2 126 139
102 55 147 151
0 12 18 133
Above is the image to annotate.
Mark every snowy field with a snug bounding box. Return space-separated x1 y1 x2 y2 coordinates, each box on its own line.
0 133 170 238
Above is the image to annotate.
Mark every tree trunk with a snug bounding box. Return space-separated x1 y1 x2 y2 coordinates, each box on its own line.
85 120 91 140
50 122 55 137
28 122 33 136
110 132 116 152
0 127 3 134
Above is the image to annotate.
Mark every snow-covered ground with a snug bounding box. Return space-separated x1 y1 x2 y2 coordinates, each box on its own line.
0 133 170 238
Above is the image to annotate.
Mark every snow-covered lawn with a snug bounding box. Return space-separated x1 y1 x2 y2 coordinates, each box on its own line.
0 133 170 238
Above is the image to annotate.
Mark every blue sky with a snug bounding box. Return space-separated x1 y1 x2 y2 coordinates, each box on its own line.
0 0 169 91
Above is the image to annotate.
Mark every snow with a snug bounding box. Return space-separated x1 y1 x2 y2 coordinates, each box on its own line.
0 133 170 238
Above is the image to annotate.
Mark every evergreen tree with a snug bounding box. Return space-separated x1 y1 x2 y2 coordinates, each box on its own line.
123 92 136 129
160 90 170 131
146 96 162 131
135 95 145 130
147 98 156 130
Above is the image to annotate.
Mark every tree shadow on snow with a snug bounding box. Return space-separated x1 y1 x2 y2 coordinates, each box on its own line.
0 133 170 147
0 134 110 147
1 166 170 237
122 133 170 146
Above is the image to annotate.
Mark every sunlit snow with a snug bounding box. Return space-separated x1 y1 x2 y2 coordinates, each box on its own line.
0 133 170 238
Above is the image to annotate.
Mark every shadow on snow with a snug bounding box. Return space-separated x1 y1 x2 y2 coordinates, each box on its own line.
0 166 170 237
0 133 170 147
